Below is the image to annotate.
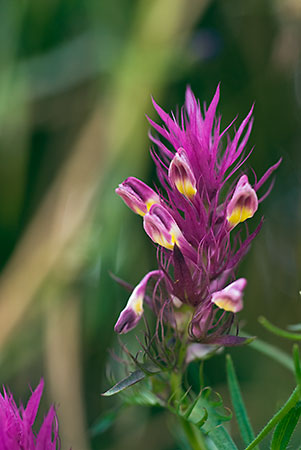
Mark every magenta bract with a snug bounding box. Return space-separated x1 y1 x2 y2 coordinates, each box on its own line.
0 379 60 450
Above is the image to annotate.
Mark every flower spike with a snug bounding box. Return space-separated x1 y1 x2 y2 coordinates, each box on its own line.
227 175 258 229
168 147 197 199
114 84 281 355
143 204 185 250
0 379 60 449
114 270 163 334
211 278 247 313
116 177 160 216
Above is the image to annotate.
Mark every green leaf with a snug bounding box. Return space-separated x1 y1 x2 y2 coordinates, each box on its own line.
226 354 257 448
245 387 301 450
186 387 238 449
207 425 239 450
102 370 146 396
258 317 301 341
271 402 301 450
102 364 160 396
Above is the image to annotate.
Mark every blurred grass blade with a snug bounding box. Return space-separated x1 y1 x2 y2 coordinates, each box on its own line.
241 333 294 373
287 324 301 332
207 425 239 450
226 355 258 448
90 407 124 436
258 317 301 341
271 402 301 450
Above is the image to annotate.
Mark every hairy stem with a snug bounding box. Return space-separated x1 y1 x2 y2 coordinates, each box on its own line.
170 370 208 450
245 386 301 450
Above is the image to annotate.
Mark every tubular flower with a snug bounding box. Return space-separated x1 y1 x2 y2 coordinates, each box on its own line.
211 278 246 313
116 176 160 216
114 270 164 333
115 85 281 350
168 147 197 199
227 175 258 229
143 204 187 250
0 379 60 449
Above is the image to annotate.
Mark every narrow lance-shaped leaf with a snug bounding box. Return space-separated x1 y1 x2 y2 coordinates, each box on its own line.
271 402 301 450
102 365 160 397
102 370 146 396
226 354 258 448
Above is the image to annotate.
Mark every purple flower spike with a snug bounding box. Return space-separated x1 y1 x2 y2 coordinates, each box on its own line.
0 379 60 449
115 270 164 334
115 85 281 353
227 175 258 229
143 204 185 250
211 278 247 313
168 147 197 199
116 176 160 216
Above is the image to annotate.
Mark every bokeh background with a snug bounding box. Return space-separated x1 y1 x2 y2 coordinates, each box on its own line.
0 0 300 449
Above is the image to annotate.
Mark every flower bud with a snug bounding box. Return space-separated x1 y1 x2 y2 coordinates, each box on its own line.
116 177 160 216
211 278 247 313
227 175 258 228
168 148 197 199
143 204 183 250
114 271 163 334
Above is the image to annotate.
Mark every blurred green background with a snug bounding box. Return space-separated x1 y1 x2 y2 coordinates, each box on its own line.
0 0 300 448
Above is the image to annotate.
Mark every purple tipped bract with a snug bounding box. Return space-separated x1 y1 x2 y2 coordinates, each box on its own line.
115 85 281 350
0 379 60 449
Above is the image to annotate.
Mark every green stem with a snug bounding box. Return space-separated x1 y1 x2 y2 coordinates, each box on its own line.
180 417 207 450
245 386 301 450
258 316 301 341
170 370 208 450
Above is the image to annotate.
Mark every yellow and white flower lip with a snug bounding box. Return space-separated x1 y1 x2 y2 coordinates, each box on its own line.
226 175 258 229
143 204 184 250
114 270 164 334
168 147 197 199
116 177 160 216
211 278 247 313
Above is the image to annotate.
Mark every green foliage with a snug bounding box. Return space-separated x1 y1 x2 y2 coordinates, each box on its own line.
102 364 160 396
226 354 257 448
90 407 122 436
271 402 301 450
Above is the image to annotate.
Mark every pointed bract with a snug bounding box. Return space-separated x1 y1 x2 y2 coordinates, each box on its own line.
0 380 60 449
